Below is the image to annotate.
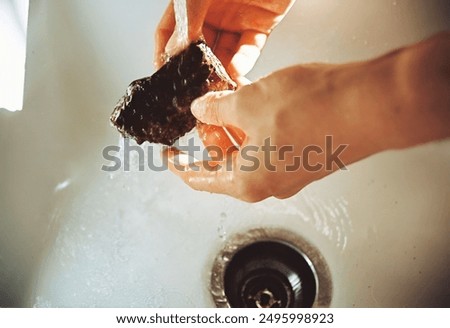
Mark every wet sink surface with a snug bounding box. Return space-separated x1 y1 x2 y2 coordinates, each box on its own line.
1 0 449 307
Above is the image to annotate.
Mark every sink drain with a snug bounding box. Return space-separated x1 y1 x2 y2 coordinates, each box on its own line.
224 241 316 307
210 228 332 308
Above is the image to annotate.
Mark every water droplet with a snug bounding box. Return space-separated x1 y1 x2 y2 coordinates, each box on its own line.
217 225 227 240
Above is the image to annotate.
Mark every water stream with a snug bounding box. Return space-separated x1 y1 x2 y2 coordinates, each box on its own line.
173 0 189 49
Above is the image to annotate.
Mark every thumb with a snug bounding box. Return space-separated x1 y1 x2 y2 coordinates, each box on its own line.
191 91 239 127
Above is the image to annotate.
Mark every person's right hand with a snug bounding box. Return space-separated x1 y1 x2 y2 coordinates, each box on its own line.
163 33 450 202
154 0 296 81
164 63 359 202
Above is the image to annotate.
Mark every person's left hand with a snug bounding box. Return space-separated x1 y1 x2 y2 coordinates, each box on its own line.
154 0 295 82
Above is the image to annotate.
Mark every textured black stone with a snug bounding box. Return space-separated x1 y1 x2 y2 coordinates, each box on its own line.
110 40 236 145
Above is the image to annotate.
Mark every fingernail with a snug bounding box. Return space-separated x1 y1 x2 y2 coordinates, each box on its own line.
191 97 204 116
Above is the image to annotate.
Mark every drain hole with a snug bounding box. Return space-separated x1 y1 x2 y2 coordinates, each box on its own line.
224 241 317 308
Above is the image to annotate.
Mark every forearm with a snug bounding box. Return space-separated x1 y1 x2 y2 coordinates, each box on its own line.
332 32 450 158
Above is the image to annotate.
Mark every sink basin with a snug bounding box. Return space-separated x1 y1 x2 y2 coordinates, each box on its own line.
0 0 449 307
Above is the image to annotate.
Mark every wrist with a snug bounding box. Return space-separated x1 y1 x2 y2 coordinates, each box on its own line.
325 43 425 162
322 62 386 165
332 33 450 158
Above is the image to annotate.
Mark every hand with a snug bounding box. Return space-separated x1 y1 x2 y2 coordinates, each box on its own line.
164 64 362 202
163 33 450 202
154 0 295 81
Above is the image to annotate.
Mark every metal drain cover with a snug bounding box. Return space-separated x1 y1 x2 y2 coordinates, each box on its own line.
210 228 332 308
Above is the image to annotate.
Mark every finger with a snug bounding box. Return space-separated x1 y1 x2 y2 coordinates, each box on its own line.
164 145 271 202
202 25 218 49
207 29 241 68
163 147 236 194
165 149 267 202
228 30 268 78
225 126 247 146
191 91 240 127
252 0 296 15
207 4 284 34
154 2 175 69
274 189 300 200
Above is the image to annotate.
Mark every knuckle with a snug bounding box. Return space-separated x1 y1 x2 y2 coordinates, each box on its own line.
274 193 291 200
241 191 267 203
234 177 268 203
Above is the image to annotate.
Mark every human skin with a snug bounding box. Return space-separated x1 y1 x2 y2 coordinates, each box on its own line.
154 0 295 82
155 2 450 202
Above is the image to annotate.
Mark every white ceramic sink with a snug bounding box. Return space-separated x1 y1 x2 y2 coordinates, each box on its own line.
0 0 449 307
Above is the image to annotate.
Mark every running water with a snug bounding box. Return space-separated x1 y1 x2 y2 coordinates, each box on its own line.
173 0 241 149
173 0 189 49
